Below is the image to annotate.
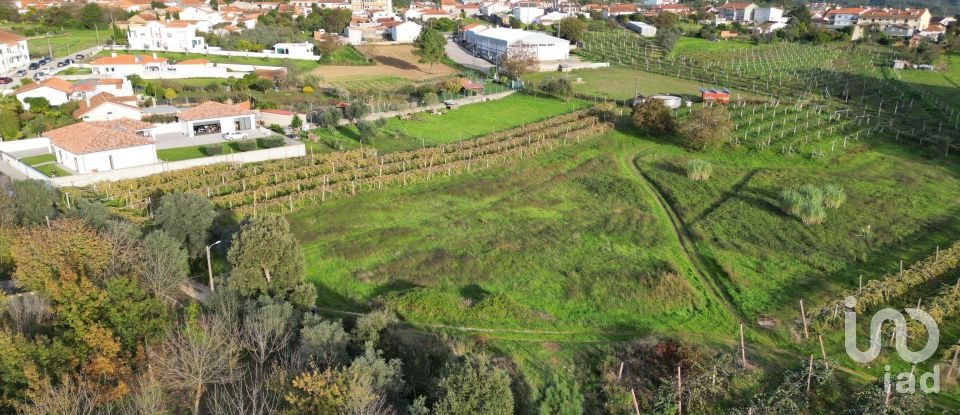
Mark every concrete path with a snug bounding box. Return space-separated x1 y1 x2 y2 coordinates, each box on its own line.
444 40 494 73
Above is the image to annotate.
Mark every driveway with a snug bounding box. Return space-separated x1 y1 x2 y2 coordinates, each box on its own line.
1 45 102 92
154 128 272 150
445 40 495 73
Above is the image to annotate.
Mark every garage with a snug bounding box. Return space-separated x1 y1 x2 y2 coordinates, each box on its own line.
192 120 221 135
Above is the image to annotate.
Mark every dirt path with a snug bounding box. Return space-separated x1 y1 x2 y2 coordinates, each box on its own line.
624 150 744 322
313 44 456 81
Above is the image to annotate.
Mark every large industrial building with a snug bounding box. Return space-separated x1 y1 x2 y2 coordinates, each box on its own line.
463 27 570 63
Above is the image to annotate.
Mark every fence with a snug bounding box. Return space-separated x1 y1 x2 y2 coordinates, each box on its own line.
49 142 306 187
105 45 321 61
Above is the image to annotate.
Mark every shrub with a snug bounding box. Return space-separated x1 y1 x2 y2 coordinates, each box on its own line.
236 139 257 151
631 99 676 136
202 144 224 156
799 200 826 225
422 92 439 105
267 124 284 134
259 136 285 148
823 184 846 209
685 159 713 181
797 184 823 207
679 106 733 151
779 189 803 217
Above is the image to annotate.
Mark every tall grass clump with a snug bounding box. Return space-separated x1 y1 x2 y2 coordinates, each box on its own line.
780 184 844 225
686 159 713 181
822 184 846 209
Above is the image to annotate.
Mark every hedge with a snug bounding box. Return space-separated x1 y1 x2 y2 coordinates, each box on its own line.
202 144 224 156
259 136 285 148
236 139 257 152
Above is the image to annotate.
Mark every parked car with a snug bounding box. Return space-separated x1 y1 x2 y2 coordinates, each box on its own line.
32 72 43 80
57 58 73 67
0 77 12 84
38 57 50 65
28 62 39 70
222 132 248 140
14 69 26 77
75 53 85 60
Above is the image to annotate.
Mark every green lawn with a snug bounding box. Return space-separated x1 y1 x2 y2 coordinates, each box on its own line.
94 50 319 72
156 140 272 161
33 163 71 177
310 93 592 153
56 67 93 75
19 153 55 166
670 36 752 57
525 67 758 101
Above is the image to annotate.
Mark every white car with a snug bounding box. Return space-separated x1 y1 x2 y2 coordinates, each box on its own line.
222 132 247 140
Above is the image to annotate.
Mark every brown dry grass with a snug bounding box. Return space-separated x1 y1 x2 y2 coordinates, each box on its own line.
312 44 456 82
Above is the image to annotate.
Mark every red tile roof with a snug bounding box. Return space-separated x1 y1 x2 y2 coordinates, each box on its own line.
73 92 141 118
14 77 74 95
45 120 155 154
178 101 254 121
720 2 754 10
92 54 168 65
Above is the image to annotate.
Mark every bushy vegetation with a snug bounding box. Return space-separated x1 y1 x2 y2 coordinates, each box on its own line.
686 159 712 181
235 139 257 152
259 136 286 148
779 184 843 225
632 99 676 136
202 143 225 156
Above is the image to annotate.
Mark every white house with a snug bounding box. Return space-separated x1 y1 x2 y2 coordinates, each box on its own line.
601 4 637 19
824 7 869 27
643 0 679 6
0 30 29 75
626 21 657 37
178 101 256 137
919 24 946 39
179 6 225 29
512 3 545 24
718 2 756 22
90 53 169 77
480 2 510 16
466 27 570 63
13 77 73 109
269 42 315 59
127 20 207 52
390 21 422 42
73 92 142 122
70 78 135 100
753 7 784 23
44 120 158 174
536 11 568 26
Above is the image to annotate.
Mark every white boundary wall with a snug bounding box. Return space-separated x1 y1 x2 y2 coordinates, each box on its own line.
48 143 306 187
105 46 322 61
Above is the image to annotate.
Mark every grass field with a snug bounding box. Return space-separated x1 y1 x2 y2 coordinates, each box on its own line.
525 67 757 101
670 36 752 57
310 93 592 153
94 50 319 72
896 53 960 111
24 29 103 59
318 45 372 66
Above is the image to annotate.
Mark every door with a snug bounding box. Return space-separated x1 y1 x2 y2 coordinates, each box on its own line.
236 116 252 130
109 155 115 170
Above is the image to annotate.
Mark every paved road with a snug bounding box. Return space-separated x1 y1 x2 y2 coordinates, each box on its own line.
444 39 495 73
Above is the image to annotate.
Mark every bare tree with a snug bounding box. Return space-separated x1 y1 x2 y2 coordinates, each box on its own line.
115 373 169 415
240 299 295 371
498 42 540 80
17 375 100 415
102 219 144 279
2 292 50 335
152 315 240 415
137 230 189 302
206 363 289 415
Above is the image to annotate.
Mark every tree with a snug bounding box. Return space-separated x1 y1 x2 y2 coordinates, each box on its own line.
414 28 446 74
154 192 216 259
299 315 350 369
656 28 681 52
22 97 49 113
138 230 189 302
539 374 584 415
632 99 676 136
163 88 177 100
79 3 102 29
499 42 539 80
152 314 239 415
319 8 352 34
12 179 57 225
67 198 112 230
434 354 514 415
290 114 303 130
318 107 342 130
557 17 587 44
239 297 295 371
540 77 574 101
357 120 378 142
209 0 218 10
226 216 316 307
679 105 732 151
344 101 370 123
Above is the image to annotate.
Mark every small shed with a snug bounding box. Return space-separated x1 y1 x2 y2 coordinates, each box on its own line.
700 87 731 104
650 94 682 109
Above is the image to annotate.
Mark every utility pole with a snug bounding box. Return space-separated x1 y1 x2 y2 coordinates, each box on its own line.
206 240 222 292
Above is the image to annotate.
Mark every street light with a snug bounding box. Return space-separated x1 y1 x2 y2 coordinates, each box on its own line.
206 240 222 292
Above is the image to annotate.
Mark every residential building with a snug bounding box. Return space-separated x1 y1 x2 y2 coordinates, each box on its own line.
127 20 207 52
45 120 158 174
70 78 135 100
73 92 142 121
390 21 423 41
513 3 545 24
823 7 869 26
352 0 392 13
536 11 568 25
90 53 169 77
883 24 913 37
13 77 73 109
0 30 29 75
643 0 679 6
626 21 657 37
859 8 931 31
753 7 783 23
177 101 256 137
919 24 946 39
718 2 756 22
271 42 315 59
601 3 636 19
655 4 691 15
465 27 570 63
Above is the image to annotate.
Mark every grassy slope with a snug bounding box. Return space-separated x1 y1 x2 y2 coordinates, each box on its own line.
670 36 752 57
310 94 592 153
318 45 372 65
26 29 102 58
525 67 757 101
289 133 734 335
896 53 960 111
